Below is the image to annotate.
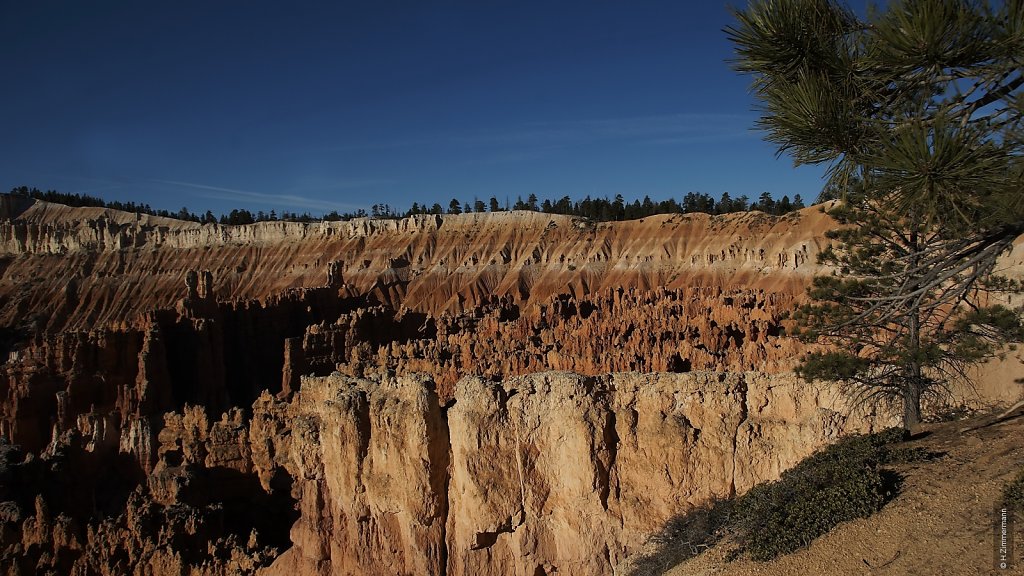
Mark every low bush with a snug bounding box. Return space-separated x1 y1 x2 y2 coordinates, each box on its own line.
630 427 921 575
734 430 903 560
1003 468 1024 510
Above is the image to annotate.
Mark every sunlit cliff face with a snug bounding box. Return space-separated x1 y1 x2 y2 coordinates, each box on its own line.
0 200 881 575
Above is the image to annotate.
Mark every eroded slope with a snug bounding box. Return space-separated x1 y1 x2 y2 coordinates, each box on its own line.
0 200 830 333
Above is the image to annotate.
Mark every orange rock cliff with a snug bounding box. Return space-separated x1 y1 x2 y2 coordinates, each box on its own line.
0 195 1017 575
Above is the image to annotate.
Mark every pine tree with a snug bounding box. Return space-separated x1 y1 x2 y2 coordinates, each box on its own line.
792 181 1023 427
777 195 792 214
729 0 1024 428
612 194 626 220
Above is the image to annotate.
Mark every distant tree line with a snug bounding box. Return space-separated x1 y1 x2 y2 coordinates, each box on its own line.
9 186 806 225
421 191 804 220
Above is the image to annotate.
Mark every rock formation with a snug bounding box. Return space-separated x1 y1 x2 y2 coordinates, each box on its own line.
0 264 364 470
247 371 880 576
0 197 1019 575
0 433 283 575
0 200 830 333
1 257 811 466
306 286 804 398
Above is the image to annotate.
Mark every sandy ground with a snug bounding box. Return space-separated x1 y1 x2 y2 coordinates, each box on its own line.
654 410 1024 576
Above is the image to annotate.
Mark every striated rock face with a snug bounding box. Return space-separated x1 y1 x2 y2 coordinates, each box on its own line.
263 375 449 576
251 371 883 576
0 199 831 333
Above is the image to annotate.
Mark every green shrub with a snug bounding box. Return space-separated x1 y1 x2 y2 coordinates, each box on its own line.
629 427 918 574
881 445 943 464
1004 468 1024 510
734 438 893 560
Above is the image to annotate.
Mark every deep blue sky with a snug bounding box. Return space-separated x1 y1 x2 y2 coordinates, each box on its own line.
1 1 849 216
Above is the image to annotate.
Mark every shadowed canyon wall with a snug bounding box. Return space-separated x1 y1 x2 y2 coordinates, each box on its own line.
0 265 363 465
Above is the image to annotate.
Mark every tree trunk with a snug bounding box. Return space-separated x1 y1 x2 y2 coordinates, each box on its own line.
904 303 924 431
903 228 924 431
902 379 922 430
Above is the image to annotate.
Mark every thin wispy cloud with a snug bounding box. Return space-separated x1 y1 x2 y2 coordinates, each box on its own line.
66 183 134 195
35 174 134 196
471 144 571 166
33 174 380 212
323 112 757 156
149 179 366 212
522 112 754 141
465 113 757 165
634 130 757 147
320 139 428 154
281 177 394 195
